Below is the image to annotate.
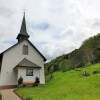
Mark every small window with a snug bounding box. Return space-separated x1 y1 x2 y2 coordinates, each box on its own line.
23 45 26 54
23 45 28 55
25 45 28 54
26 69 33 76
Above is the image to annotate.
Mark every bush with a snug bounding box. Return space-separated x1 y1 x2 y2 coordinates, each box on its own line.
92 70 100 74
93 71 98 74
61 65 69 72
75 62 85 68
18 76 23 85
59 60 72 72
75 68 81 71
35 77 40 84
25 96 33 100
85 62 91 67
33 77 40 86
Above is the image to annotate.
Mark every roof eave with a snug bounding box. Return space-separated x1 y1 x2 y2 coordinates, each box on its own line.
13 66 41 70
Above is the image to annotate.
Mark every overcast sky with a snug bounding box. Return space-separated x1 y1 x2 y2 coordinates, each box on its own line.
0 0 100 61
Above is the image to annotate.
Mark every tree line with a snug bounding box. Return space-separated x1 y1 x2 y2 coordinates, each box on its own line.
45 33 100 75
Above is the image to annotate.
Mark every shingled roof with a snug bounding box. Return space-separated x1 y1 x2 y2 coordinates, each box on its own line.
14 58 41 70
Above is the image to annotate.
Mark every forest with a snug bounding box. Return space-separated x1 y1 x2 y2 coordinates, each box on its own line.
45 33 100 75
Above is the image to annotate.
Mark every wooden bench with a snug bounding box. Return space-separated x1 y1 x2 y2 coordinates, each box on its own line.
23 82 35 87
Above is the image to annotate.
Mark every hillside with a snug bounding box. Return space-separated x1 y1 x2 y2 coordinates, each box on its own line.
45 33 100 75
17 63 100 100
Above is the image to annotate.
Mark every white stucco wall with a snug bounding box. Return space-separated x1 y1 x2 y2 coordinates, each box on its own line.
18 68 40 82
0 40 45 86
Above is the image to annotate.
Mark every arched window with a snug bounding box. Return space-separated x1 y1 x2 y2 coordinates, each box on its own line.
23 45 26 55
25 45 28 55
23 45 28 55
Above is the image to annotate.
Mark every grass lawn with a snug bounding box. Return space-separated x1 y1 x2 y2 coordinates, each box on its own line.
16 63 100 100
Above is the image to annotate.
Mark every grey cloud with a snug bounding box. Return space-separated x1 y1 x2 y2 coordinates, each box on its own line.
0 0 100 61
60 26 75 38
32 23 50 31
0 6 15 17
91 18 100 29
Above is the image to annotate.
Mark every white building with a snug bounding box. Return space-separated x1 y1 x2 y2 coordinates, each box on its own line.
0 13 47 89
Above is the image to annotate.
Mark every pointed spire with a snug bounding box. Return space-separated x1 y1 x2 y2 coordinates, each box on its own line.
16 12 30 42
20 12 29 36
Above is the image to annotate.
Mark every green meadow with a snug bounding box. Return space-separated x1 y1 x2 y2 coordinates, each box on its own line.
16 63 100 100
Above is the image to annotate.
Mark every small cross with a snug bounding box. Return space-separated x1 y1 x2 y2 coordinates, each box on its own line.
23 9 26 15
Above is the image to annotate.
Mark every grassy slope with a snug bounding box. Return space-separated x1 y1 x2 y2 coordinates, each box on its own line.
16 63 100 100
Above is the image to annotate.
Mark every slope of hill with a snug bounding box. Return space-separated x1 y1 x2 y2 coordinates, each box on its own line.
16 63 100 100
45 33 100 75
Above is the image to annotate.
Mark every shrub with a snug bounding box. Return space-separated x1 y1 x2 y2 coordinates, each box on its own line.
75 62 85 68
92 70 100 74
25 96 33 100
18 76 23 85
33 77 40 87
75 68 81 71
59 60 72 72
35 77 40 84
85 62 91 67
93 71 98 74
